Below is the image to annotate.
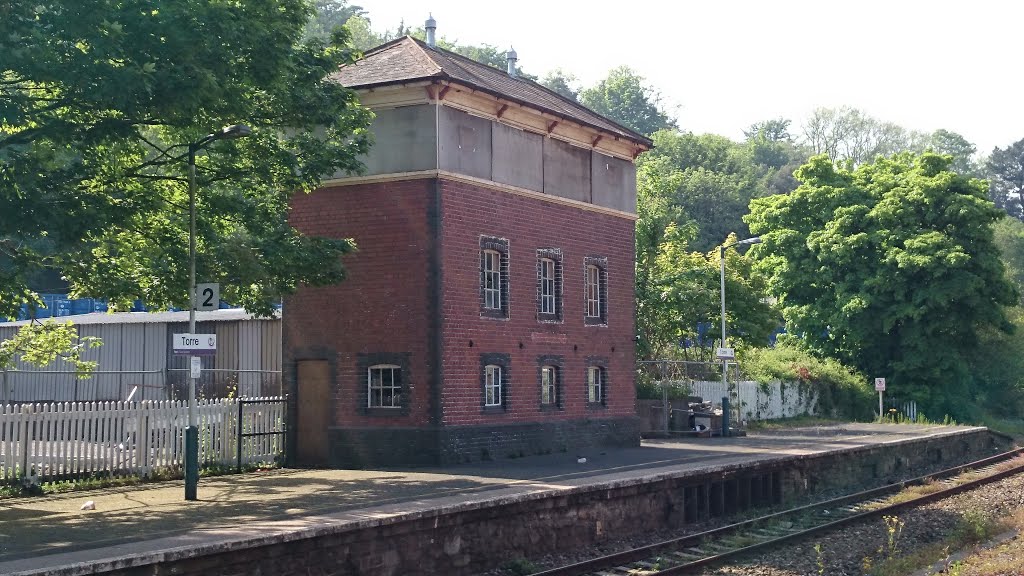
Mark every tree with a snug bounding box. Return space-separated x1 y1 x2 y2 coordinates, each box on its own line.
993 216 1024 303
643 130 764 252
303 0 366 41
579 66 676 136
343 15 383 52
747 153 1018 416
1 0 373 323
634 155 776 360
0 321 100 374
800 107 928 166
928 129 979 177
986 138 1024 221
540 69 580 101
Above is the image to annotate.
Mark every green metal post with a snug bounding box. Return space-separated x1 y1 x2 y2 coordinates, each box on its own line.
722 396 730 438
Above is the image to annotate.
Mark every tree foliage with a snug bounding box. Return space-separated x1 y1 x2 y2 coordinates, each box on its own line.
540 69 580 101
634 156 777 360
800 107 930 166
747 153 1018 416
0 320 101 375
986 138 1024 221
303 0 365 41
579 66 676 136
1 0 373 321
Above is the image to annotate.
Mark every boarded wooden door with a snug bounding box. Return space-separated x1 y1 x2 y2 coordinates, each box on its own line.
295 360 331 467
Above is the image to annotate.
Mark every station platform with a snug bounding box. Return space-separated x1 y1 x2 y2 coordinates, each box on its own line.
0 423 999 576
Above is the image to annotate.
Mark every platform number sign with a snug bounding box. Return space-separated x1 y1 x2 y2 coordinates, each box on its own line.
195 283 220 312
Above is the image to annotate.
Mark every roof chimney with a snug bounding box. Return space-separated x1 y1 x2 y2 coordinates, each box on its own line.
425 14 437 47
506 47 518 77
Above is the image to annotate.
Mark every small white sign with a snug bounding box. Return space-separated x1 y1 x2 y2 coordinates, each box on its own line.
716 347 736 360
195 283 220 312
173 333 217 355
190 356 202 379
875 377 886 392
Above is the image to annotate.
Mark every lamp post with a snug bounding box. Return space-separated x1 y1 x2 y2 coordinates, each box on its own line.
184 124 251 501
719 236 761 437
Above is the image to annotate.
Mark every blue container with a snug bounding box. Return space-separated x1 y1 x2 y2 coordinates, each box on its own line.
93 300 109 313
131 299 146 312
56 299 73 317
71 298 94 315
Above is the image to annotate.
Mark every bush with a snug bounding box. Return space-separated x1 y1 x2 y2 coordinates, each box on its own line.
740 340 874 420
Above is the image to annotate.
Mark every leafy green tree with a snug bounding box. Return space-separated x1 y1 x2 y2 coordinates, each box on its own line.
928 129 979 176
304 0 365 41
986 138 1024 221
343 15 383 51
0 321 100 374
993 216 1024 302
634 155 776 360
1 0 373 324
747 153 1018 416
540 69 580 101
643 130 764 251
579 66 676 136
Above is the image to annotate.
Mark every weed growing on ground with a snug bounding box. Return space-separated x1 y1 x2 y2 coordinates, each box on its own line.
880 515 905 560
500 557 537 576
814 542 825 575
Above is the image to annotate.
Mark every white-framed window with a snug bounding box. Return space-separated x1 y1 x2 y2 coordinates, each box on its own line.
540 258 556 314
368 364 402 408
585 264 602 319
485 364 503 407
588 366 604 404
541 365 557 405
483 250 502 310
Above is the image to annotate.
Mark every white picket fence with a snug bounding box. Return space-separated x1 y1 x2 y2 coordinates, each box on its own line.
0 397 285 483
665 380 819 421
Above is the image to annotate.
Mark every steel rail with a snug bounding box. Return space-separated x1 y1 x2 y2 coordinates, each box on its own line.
531 447 1024 576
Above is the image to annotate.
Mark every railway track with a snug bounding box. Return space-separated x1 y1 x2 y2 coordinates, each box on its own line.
530 448 1024 576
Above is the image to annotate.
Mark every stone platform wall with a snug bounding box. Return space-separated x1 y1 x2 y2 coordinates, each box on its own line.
86 427 1002 576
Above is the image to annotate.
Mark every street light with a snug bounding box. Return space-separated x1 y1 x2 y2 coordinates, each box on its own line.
719 236 761 437
185 124 251 501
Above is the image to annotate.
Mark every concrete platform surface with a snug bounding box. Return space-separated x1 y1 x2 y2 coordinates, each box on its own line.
0 423 988 575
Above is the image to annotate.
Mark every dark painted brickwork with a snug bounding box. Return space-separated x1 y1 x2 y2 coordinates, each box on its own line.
439 416 639 464
438 179 637 428
285 180 435 431
328 427 440 469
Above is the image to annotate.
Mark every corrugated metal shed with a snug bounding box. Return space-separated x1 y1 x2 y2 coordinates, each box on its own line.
0 310 281 403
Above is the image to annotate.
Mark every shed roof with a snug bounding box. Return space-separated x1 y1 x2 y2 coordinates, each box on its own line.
0 309 279 327
333 36 653 148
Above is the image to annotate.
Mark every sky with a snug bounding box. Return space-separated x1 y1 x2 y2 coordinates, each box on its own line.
354 0 1022 154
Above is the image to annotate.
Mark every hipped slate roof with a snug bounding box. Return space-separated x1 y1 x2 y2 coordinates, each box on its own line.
333 36 653 147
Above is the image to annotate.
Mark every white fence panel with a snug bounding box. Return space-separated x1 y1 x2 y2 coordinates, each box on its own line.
662 380 818 421
0 397 284 483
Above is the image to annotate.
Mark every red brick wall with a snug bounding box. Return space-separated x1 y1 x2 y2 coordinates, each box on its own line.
286 180 434 428
439 179 636 426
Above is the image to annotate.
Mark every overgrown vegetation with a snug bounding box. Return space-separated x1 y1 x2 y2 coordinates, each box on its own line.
740 340 874 420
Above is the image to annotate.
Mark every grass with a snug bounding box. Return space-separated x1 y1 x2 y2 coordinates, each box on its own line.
868 511 1008 576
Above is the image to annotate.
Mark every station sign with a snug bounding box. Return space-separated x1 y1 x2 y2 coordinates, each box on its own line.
173 333 217 356
195 283 220 312
716 347 736 360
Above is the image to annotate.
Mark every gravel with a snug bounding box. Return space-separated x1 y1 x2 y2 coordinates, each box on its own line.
481 467 1024 576
708 471 1024 575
